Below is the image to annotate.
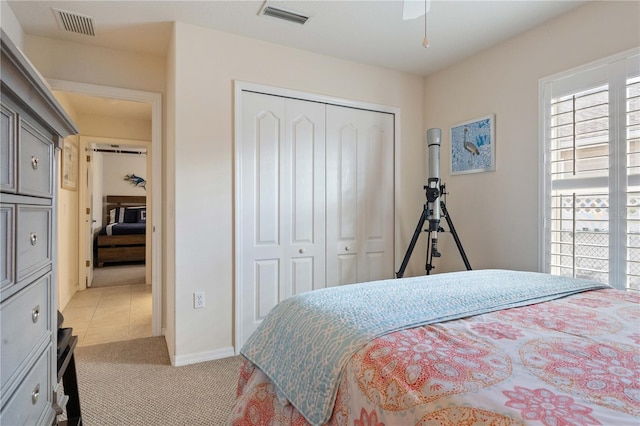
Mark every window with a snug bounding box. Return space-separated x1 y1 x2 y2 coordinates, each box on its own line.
540 49 640 291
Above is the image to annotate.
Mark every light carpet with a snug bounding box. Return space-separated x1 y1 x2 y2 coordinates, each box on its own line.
91 264 146 288
74 336 242 425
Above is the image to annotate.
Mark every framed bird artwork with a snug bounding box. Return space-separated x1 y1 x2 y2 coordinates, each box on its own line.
450 114 495 175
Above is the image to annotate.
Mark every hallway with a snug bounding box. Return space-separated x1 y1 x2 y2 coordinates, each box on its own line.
61 284 152 347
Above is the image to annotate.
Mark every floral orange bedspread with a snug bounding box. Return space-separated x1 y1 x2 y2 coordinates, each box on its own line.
229 289 640 425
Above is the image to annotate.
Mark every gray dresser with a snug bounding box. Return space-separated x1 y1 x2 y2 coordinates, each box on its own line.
0 30 78 425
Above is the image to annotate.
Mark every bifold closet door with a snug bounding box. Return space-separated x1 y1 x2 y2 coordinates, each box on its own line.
238 92 326 342
325 105 394 287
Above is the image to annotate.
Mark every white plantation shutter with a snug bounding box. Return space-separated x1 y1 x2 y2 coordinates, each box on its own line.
540 49 640 291
627 75 640 290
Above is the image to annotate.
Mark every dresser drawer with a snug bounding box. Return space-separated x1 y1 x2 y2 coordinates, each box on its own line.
0 347 54 426
17 119 53 198
0 274 51 392
0 204 15 292
16 205 51 283
1 102 17 193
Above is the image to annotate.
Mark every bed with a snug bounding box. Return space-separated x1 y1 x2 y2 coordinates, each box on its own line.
95 195 147 267
229 269 639 426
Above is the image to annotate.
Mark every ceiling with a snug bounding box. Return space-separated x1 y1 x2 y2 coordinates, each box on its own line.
9 1 587 119
9 0 587 77
53 90 152 120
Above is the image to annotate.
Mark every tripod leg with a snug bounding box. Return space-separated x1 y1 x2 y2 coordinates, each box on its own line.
441 201 472 271
425 230 435 275
396 207 429 278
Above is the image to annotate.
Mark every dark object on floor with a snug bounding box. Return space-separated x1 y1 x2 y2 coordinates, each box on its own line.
55 327 83 425
57 327 72 358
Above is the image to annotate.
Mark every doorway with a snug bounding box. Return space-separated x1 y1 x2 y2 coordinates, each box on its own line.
49 79 162 339
83 139 150 287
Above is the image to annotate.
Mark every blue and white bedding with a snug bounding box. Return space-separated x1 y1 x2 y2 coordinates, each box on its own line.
101 222 146 236
240 269 610 425
101 205 146 236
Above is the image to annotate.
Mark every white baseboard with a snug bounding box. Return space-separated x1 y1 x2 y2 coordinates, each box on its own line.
171 346 236 367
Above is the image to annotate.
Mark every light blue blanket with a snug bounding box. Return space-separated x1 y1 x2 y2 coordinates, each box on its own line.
240 269 609 425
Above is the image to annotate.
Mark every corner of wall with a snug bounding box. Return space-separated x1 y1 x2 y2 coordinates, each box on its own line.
163 20 177 362
1 2 24 49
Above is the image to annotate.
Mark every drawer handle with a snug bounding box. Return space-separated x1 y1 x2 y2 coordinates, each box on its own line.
32 305 40 323
298 248 305 254
345 246 350 252
30 232 38 246
31 156 39 170
32 384 40 405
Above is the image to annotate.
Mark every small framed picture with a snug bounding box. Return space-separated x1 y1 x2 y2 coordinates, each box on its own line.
61 138 78 191
450 114 495 175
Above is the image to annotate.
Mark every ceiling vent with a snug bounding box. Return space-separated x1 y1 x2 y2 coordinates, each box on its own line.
52 8 96 36
259 2 311 25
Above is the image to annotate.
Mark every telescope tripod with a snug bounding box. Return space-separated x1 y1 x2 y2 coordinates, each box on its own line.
396 184 471 278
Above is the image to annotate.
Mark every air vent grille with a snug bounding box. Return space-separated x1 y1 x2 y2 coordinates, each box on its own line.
53 8 96 36
259 3 310 25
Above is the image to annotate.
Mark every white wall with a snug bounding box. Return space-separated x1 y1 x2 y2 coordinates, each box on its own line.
92 150 104 231
53 93 80 310
24 35 165 94
101 151 148 197
423 1 640 273
164 23 177 361
1 1 23 49
78 114 151 141
170 22 425 363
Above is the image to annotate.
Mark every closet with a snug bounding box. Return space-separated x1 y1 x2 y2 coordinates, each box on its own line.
236 89 395 347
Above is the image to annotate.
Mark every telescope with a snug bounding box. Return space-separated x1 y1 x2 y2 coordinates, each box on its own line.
396 128 471 278
426 128 442 258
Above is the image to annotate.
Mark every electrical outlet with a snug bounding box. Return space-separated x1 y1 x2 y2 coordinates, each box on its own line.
194 292 205 309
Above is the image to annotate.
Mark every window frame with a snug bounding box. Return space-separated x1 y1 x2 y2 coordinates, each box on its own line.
538 47 640 290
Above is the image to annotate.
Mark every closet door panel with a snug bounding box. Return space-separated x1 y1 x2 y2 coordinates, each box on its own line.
339 126 358 241
291 257 313 295
361 123 394 282
366 252 385 282
364 128 385 239
256 112 281 246
337 254 357 285
326 106 394 286
238 93 326 345
284 99 325 296
327 124 359 286
240 92 286 340
291 117 314 243
255 259 280 321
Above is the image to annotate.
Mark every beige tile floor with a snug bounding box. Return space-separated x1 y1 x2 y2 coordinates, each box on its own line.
61 284 152 347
